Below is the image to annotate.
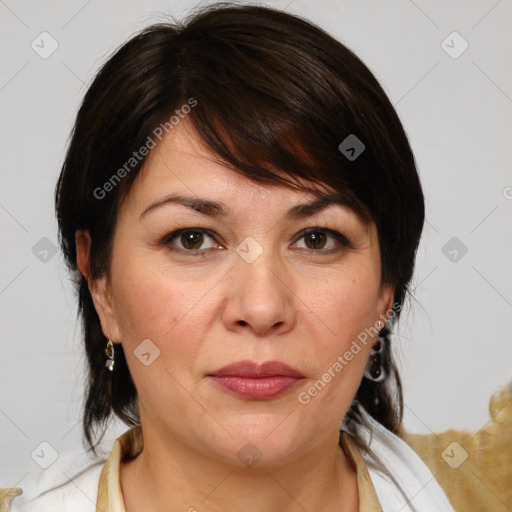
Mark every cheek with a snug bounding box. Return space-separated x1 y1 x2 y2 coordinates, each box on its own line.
110 254 209 365
297 271 379 405
306 270 381 349
111 269 208 412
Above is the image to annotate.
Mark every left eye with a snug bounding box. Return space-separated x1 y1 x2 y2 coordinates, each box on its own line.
293 228 351 252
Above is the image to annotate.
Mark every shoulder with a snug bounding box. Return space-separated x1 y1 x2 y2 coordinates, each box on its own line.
347 408 455 512
10 462 104 512
8 426 140 512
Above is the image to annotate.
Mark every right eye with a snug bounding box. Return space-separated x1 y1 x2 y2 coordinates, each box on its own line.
162 228 222 254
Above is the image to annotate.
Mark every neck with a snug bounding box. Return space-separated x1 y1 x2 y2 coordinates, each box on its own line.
120 423 358 512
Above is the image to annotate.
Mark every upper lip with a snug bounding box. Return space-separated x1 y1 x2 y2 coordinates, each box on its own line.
208 360 304 378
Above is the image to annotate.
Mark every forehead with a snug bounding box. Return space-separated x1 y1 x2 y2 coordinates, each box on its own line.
122 118 370 229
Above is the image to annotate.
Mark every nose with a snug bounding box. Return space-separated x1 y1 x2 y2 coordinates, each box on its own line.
221 247 297 338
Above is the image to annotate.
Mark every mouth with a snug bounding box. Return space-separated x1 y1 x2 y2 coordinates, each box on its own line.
207 360 305 400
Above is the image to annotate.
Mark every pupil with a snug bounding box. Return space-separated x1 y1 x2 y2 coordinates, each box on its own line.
307 231 325 249
182 231 203 249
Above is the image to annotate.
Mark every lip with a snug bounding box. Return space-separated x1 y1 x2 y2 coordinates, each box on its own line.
207 360 304 400
209 360 304 379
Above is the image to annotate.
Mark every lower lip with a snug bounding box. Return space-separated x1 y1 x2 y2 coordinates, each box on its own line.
208 376 303 400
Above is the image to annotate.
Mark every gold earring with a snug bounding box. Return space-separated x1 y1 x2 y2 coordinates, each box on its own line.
105 339 115 372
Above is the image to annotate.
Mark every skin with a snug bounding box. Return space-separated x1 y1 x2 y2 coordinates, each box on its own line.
76 118 394 512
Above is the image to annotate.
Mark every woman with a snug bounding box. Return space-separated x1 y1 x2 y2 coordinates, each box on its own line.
10 3 454 511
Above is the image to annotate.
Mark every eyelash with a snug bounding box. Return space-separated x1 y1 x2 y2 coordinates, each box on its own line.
160 226 354 256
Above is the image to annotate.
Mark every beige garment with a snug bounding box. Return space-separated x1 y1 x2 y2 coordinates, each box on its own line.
0 489 22 512
96 425 383 512
404 382 512 512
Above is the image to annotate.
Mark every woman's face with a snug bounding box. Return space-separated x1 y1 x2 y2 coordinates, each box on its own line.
84 118 393 467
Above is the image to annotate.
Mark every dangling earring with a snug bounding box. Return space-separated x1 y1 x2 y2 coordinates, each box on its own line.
364 335 385 382
105 339 115 372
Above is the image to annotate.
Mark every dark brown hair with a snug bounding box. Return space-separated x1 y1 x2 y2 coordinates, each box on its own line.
55 2 424 456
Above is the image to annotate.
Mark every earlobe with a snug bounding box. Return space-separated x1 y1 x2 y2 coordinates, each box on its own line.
75 229 122 341
90 276 122 342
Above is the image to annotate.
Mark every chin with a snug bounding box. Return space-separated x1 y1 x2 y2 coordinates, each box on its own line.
208 419 314 469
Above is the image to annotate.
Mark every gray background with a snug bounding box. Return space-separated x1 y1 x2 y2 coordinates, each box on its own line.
1 0 511 497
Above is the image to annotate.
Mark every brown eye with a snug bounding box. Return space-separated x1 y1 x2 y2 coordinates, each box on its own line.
180 231 204 250
294 228 353 253
304 231 327 250
163 229 218 252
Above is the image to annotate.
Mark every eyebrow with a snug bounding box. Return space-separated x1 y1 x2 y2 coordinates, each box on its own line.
139 193 338 221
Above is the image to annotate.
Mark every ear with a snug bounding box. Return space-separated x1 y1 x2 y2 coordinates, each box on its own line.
376 283 395 327
75 229 122 342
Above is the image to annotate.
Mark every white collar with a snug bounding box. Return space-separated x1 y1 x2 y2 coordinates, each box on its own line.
344 408 455 512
